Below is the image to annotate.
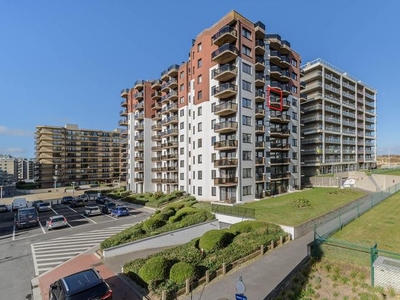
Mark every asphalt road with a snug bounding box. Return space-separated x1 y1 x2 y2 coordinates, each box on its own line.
0 197 152 300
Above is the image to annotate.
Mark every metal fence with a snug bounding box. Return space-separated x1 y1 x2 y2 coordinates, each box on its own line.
211 203 255 219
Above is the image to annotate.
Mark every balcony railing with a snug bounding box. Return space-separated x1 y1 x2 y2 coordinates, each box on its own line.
212 64 237 82
212 26 237 46
214 121 238 133
214 177 238 186
211 44 239 64
214 139 238 150
214 158 238 168
120 88 129 97
212 83 238 99
214 102 238 115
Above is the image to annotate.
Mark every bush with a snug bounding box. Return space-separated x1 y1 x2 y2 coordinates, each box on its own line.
229 220 267 234
138 256 169 284
158 208 176 221
143 217 166 232
170 262 196 284
293 197 312 208
100 224 145 250
169 207 199 223
198 230 235 253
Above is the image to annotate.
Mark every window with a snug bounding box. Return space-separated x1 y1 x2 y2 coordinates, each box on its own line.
198 187 202 196
180 71 184 79
198 106 202 116
198 90 202 100
193 186 195 194
211 170 216 179
180 173 184 180
197 75 202 84
193 111 195 119
198 138 202 148
180 160 184 167
180 96 185 104
180 147 184 154
193 126 195 134
242 62 252 74
180 135 184 142
197 58 202 68
292 152 297 160
242 115 251 126
292 165 297 173
180 110 184 117
197 42 202 52
242 27 251 39
292 125 298 133
193 156 195 164
243 168 252 178
193 171 195 179
292 112 298 120
242 133 251 143
198 122 202 132
242 80 252 92
211 153 216 162
211 136 216 146
180 186 184 191
242 45 251 57
211 103 215 112
243 151 252 160
212 187 216 196
292 99 297 107
198 154 202 163
292 139 298 147
291 72 297 80
291 86 297 93
180 122 184 129
193 141 195 149
292 59 298 67
198 171 202 179
211 119 216 129
180 84 184 92
242 97 252 108
243 185 252 196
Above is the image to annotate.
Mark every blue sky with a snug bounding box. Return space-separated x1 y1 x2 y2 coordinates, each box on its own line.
0 0 398 158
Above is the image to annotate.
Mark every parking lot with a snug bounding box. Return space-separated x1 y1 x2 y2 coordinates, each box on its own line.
0 198 142 242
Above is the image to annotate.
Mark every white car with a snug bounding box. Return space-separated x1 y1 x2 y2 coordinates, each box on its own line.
46 215 68 230
84 206 102 217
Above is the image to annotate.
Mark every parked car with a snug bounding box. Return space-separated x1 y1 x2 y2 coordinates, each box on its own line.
100 202 117 214
0 204 8 212
49 268 112 300
95 196 109 205
70 199 85 208
15 207 39 228
61 196 74 205
46 215 68 230
37 201 51 212
12 197 28 212
77 194 89 202
32 200 44 209
84 206 102 217
110 206 130 218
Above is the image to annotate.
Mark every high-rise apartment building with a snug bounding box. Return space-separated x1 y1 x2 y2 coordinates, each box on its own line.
35 124 124 188
0 155 18 184
301 59 377 177
119 10 302 202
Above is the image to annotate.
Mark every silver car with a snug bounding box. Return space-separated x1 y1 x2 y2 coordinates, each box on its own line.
46 215 68 230
0 204 8 212
84 206 102 217
37 201 51 212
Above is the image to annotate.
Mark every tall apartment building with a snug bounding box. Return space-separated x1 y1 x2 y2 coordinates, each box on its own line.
119 10 302 202
35 124 124 188
301 59 377 177
0 155 18 184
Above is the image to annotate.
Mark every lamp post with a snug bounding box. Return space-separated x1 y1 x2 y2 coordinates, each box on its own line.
0 185 3 200
53 176 58 192
72 182 76 198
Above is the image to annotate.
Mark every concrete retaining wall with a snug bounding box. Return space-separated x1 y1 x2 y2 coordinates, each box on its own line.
372 174 400 191
103 220 220 258
310 177 341 187
214 213 253 224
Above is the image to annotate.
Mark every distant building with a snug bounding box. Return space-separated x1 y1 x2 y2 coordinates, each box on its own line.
0 155 18 184
35 124 124 188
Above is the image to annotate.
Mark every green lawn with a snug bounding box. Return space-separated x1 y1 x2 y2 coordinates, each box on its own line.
372 168 400 176
332 191 400 252
242 188 366 226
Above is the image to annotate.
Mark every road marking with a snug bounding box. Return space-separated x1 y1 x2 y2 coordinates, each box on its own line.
105 214 118 220
39 221 46 234
31 243 39 276
51 208 58 215
12 225 15 241
81 214 96 224
67 222 73 228
67 207 77 213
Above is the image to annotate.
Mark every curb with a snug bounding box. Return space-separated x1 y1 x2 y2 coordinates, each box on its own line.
31 277 41 300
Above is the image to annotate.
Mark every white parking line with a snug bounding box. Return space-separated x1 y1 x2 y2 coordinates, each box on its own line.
105 214 118 220
39 221 46 234
67 207 77 213
51 207 58 215
67 222 73 228
12 225 15 241
80 214 97 224
31 244 39 276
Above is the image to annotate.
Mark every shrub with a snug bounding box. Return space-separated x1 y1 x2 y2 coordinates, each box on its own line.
138 256 169 284
229 220 267 234
169 207 199 223
100 224 145 250
143 217 166 232
157 208 176 222
293 197 312 208
170 261 197 284
199 230 235 253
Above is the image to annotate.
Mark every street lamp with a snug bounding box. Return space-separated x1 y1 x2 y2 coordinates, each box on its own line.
0 185 3 200
53 176 58 192
72 182 76 197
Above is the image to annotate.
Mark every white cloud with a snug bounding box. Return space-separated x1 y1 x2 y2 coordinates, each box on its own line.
0 147 27 156
0 126 33 137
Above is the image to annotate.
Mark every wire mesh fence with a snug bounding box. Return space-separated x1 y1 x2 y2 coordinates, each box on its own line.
211 203 255 219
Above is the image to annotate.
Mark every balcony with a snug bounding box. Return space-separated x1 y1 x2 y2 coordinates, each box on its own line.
134 80 145 90
167 64 180 77
152 113 161 120
135 112 144 120
119 109 127 116
214 121 238 133
151 145 162 151
134 156 144 162
120 99 128 107
151 102 161 110
255 124 265 134
151 91 161 100
134 177 144 182
212 83 238 99
134 134 144 141
270 172 291 181
214 102 238 116
255 107 265 118
255 39 265 55
212 26 237 46
255 90 265 102
134 92 144 101
118 118 128 126
152 167 162 172
161 178 178 184
151 134 162 141
214 177 238 186
280 56 290 67
211 44 239 64
300 81 306 89
280 70 290 82
161 128 179 137
269 113 290 123
162 141 179 148
255 73 265 87
214 158 238 168
270 129 290 137
162 116 179 125
212 64 237 82
255 157 265 165
167 91 178 101
269 50 281 65
255 174 266 182
152 178 162 183
255 56 265 71
255 141 265 149
120 88 129 98
270 143 290 151
214 139 238 150
270 158 290 165
151 156 162 162
134 102 144 111
151 80 162 90
300 93 307 103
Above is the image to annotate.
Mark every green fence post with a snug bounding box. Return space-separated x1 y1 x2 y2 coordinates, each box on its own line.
357 200 360 218
313 223 317 257
370 243 378 286
370 196 373 208
338 211 342 230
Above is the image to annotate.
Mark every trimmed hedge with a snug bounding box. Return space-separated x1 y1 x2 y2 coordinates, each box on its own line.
229 220 268 233
138 256 169 284
170 262 196 284
169 207 198 223
143 217 166 232
198 230 235 253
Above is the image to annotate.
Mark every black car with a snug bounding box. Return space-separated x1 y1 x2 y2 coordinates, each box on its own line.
95 196 109 205
61 196 75 205
70 199 85 208
32 200 44 209
100 202 117 214
49 268 112 300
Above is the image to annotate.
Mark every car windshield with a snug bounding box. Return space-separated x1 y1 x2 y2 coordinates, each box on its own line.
52 217 64 222
40 203 49 207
